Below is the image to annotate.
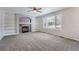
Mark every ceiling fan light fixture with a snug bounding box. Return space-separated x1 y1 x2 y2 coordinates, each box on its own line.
33 10 37 12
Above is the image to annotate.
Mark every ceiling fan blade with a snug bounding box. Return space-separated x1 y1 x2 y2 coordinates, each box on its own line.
36 10 42 13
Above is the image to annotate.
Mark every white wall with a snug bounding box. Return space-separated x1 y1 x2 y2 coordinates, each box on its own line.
5 8 37 32
36 17 43 31
31 17 37 32
36 8 79 41
4 12 17 36
0 8 5 40
0 8 20 39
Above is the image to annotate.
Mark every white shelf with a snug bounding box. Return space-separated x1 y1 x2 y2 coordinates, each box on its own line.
19 23 31 24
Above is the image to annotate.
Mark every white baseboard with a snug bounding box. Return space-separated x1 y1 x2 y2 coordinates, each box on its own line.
4 33 19 36
41 31 79 41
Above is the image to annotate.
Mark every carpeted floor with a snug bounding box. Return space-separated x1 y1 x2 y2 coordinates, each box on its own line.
0 32 79 51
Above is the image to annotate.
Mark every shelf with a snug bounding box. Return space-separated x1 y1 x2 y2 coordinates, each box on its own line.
19 23 31 24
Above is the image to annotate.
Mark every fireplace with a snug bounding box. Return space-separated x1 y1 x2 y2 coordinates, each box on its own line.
22 26 29 33
19 16 31 33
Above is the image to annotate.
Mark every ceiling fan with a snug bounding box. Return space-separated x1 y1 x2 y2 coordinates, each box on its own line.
27 7 42 13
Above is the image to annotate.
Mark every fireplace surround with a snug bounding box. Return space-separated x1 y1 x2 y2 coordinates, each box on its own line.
19 16 31 33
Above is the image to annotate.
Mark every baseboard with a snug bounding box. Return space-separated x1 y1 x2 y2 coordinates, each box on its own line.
41 31 79 42
4 33 18 36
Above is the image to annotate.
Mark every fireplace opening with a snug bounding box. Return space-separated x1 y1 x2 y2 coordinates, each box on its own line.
22 26 29 33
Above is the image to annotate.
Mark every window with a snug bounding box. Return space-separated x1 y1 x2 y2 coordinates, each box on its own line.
55 14 62 30
46 16 55 29
43 14 62 30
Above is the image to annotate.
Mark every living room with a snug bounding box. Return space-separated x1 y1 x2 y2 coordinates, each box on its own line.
0 7 79 51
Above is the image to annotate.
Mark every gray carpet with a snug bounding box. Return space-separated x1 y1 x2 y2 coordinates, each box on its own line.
0 32 79 51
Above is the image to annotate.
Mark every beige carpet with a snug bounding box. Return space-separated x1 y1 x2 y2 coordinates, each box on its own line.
0 32 79 51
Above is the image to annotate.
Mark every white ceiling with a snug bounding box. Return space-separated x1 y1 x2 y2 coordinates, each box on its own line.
3 7 66 17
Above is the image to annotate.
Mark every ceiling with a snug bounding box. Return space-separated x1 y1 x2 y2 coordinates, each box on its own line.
3 7 66 17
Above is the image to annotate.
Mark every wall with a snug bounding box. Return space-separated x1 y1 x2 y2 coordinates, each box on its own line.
0 8 5 40
36 17 43 31
36 8 79 41
4 12 16 36
31 17 37 32
3 8 37 32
